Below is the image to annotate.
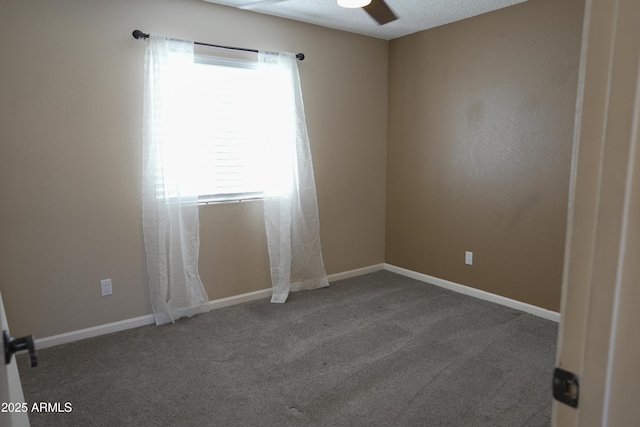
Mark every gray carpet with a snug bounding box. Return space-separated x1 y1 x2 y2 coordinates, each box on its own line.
17 271 557 426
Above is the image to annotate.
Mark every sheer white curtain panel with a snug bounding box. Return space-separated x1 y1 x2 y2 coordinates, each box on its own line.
142 35 210 325
258 51 329 303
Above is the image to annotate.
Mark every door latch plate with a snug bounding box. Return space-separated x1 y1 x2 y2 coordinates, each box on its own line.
553 367 579 408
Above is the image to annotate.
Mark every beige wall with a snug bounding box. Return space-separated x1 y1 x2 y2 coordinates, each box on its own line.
386 0 584 311
0 0 388 338
0 0 585 339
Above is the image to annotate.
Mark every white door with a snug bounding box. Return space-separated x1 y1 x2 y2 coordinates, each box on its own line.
0 290 30 427
553 0 640 425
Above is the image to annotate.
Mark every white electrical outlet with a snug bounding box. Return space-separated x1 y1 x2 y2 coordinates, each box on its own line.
100 279 113 296
465 251 473 265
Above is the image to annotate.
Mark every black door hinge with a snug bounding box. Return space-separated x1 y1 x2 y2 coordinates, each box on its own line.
553 367 579 408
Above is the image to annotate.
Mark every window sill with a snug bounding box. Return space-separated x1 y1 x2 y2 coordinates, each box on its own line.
198 196 263 206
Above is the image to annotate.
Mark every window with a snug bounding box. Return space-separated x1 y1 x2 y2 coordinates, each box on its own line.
192 55 264 203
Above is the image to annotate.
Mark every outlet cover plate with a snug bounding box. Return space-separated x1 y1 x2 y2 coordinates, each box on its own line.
100 279 113 296
465 251 473 265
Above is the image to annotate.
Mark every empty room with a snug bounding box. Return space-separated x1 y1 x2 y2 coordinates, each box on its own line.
2 0 639 426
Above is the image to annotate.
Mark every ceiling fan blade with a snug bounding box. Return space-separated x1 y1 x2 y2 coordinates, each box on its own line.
363 0 397 25
238 0 287 10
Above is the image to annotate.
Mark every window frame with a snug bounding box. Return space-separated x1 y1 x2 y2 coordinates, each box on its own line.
193 54 265 205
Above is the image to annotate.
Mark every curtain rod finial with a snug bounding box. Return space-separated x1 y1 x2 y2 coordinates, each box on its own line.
296 53 305 61
132 30 149 40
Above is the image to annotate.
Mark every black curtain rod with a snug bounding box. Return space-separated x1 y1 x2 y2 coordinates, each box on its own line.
132 30 304 60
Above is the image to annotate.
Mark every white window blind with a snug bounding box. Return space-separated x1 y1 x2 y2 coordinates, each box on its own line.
192 56 263 202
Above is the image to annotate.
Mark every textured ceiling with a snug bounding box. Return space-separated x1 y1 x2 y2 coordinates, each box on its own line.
202 0 529 40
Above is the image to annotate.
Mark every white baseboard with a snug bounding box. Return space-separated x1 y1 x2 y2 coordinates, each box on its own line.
384 264 561 322
327 263 385 282
34 264 383 349
207 288 272 310
36 262 557 349
35 288 274 349
35 314 156 349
